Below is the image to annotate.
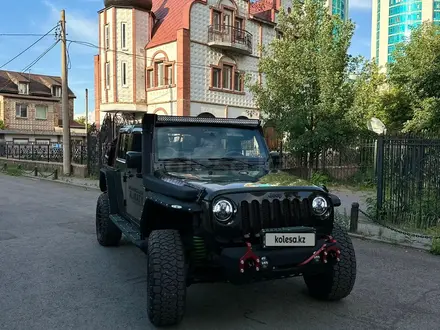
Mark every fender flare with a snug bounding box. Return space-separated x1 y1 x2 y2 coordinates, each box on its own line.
140 191 202 237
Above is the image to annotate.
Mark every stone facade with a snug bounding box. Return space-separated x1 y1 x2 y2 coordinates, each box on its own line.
94 0 342 124
1 96 74 131
0 69 84 143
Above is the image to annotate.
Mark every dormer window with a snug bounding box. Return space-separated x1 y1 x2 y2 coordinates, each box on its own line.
18 82 29 95
52 86 61 97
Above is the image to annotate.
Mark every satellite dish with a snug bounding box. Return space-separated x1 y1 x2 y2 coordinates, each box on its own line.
367 117 387 135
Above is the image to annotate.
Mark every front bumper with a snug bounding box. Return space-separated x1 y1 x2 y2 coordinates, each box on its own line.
217 236 341 283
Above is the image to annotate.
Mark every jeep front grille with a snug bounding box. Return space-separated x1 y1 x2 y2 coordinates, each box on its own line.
240 198 313 235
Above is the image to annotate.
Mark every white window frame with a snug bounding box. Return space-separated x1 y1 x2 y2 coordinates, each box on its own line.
147 69 154 88
121 61 128 87
121 22 127 50
166 65 173 85
105 62 111 89
52 86 61 97
18 82 29 95
156 62 164 87
222 65 233 90
15 103 28 118
35 105 48 120
105 24 110 50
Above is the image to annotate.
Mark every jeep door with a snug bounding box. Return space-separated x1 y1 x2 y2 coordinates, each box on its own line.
125 132 144 221
114 132 129 213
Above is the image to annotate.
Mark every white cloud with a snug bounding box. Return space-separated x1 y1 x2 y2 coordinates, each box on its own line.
350 0 372 10
42 0 98 44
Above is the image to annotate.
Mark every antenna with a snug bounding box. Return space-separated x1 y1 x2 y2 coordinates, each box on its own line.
367 117 387 135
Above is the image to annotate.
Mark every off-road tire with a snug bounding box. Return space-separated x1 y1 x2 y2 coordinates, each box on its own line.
303 223 356 301
147 229 186 327
95 192 122 246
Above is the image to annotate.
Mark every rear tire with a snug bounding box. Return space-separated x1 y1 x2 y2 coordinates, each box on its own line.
147 229 186 327
95 192 122 246
303 223 356 301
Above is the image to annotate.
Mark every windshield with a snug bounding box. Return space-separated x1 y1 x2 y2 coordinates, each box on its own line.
154 125 269 181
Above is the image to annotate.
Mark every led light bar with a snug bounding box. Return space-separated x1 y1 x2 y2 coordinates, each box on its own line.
155 115 261 127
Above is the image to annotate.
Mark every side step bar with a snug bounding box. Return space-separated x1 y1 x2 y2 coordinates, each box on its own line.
109 214 148 253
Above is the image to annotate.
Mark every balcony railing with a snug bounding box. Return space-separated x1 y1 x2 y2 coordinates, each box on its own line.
207 24 253 54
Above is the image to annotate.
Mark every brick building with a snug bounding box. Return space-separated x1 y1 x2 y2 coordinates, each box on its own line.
0 70 85 144
94 0 348 127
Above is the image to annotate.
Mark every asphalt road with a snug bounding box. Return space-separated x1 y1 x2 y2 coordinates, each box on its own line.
1 174 439 330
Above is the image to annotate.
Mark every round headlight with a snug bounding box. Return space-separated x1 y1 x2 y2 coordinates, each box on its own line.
213 199 234 223
312 196 329 216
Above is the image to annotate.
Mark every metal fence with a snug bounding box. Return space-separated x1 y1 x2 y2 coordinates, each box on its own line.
0 141 87 165
376 135 440 231
278 139 377 185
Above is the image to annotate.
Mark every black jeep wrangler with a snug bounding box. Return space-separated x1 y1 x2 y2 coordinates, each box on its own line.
96 114 356 327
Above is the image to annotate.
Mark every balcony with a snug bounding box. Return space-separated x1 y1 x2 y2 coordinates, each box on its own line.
207 25 253 55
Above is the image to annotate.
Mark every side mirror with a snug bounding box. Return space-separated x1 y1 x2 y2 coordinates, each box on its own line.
126 151 142 172
269 151 281 169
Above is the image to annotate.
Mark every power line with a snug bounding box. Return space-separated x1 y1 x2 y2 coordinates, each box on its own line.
0 33 57 37
66 39 263 74
0 40 60 92
0 24 60 69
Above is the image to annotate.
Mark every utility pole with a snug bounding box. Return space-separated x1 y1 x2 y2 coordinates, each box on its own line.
85 88 89 147
61 9 71 175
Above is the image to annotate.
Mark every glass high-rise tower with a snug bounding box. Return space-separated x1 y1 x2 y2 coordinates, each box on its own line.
372 1 440 68
327 0 349 21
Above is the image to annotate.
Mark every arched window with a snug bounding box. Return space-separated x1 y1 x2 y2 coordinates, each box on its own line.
210 56 244 93
146 51 175 89
197 112 216 118
153 108 167 115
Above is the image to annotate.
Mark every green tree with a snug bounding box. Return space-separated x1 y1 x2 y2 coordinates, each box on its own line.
348 58 386 133
388 22 440 133
0 120 5 130
75 116 91 130
76 116 86 125
249 0 358 156
349 58 412 134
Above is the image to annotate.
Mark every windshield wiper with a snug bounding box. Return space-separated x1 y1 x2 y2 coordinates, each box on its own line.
161 157 213 169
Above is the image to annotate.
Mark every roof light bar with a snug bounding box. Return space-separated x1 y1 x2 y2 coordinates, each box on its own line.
155 115 260 127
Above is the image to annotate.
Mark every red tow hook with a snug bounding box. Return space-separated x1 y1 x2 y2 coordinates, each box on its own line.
321 245 341 264
239 242 261 273
297 237 341 267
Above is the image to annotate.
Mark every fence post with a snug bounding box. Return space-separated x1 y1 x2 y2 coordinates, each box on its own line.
34 166 38 176
376 135 385 216
350 202 359 233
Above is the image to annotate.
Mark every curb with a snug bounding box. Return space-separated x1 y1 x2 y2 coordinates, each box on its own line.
23 174 100 191
348 232 432 252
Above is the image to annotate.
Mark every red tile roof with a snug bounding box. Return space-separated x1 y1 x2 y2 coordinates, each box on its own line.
250 0 275 22
146 0 278 49
147 0 195 49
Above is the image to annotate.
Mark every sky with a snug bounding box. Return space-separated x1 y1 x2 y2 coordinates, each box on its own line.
0 0 372 123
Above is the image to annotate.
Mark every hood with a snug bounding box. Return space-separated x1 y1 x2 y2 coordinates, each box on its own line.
161 174 327 201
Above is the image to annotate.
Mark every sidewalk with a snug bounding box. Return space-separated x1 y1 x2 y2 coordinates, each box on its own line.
22 171 100 190
328 186 374 222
